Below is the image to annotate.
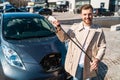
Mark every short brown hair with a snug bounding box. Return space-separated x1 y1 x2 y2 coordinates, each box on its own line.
79 4 93 13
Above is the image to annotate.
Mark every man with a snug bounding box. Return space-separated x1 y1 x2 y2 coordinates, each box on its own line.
51 4 106 80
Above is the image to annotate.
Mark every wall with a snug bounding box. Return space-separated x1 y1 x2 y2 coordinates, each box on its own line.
91 0 110 9
68 0 75 12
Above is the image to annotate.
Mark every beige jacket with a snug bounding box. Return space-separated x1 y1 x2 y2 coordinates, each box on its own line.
56 22 106 79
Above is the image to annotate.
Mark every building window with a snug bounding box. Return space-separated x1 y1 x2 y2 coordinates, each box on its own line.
100 2 105 8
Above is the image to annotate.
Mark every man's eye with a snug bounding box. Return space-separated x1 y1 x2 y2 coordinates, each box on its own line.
89 13 92 15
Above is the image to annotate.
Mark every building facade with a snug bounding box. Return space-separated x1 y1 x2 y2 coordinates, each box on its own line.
109 0 120 12
11 0 118 13
48 0 120 12
68 0 89 12
91 0 110 9
48 0 90 12
91 0 120 12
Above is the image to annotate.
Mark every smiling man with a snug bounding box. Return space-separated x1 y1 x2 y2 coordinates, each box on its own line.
52 4 106 80
80 5 93 27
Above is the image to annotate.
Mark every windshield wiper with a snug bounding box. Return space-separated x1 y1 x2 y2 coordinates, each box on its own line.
4 36 22 40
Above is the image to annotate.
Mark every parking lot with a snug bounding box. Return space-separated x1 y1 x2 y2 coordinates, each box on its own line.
0 12 120 80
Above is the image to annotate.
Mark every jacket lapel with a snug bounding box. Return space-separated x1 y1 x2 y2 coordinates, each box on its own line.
75 27 96 52
85 29 96 51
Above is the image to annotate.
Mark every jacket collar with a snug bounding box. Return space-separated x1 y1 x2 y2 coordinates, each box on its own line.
78 21 97 31
78 22 84 31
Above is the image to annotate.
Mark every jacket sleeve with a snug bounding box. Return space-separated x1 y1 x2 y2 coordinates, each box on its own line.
96 30 106 60
56 24 77 42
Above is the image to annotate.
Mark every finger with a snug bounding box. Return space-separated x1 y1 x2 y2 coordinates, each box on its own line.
90 62 98 70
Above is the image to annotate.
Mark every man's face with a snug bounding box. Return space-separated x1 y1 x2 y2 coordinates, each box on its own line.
80 8 93 26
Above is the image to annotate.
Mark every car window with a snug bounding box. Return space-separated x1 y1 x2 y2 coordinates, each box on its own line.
102 9 106 12
45 9 50 11
44 9 47 11
93 9 98 13
3 17 55 40
98 8 107 12
39 9 44 11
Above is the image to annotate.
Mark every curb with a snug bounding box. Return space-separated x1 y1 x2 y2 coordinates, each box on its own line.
110 24 120 31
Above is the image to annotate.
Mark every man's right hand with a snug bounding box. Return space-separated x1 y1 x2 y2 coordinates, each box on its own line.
52 20 61 27
48 16 61 27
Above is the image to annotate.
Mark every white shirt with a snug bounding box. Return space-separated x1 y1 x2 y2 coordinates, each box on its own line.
79 26 90 67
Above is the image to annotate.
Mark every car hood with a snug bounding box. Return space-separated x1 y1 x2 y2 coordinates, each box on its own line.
2 36 66 64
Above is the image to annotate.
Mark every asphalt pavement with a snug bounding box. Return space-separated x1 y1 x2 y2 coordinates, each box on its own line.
53 12 120 80
0 12 120 80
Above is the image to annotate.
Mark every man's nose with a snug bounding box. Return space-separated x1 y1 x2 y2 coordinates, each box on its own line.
86 15 89 18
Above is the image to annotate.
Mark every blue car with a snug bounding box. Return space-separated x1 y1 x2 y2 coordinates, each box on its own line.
0 12 67 80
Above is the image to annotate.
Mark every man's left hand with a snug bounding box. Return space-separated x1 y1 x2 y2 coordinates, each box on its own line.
90 58 100 71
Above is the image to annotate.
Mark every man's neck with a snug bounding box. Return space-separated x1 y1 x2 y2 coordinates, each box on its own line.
83 22 92 27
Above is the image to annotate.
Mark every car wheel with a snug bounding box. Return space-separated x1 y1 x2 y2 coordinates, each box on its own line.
94 15 97 17
112 13 114 16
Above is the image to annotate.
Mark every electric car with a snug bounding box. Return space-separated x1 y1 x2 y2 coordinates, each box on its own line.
0 12 67 80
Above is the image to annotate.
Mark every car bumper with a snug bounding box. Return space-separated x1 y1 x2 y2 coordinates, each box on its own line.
0 54 66 80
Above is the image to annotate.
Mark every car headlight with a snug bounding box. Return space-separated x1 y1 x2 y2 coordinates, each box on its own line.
1 45 26 70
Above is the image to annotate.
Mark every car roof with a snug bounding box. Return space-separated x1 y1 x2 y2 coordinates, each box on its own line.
2 12 44 18
39 8 51 11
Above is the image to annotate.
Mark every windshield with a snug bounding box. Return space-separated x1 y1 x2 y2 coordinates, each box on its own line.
3 16 55 40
